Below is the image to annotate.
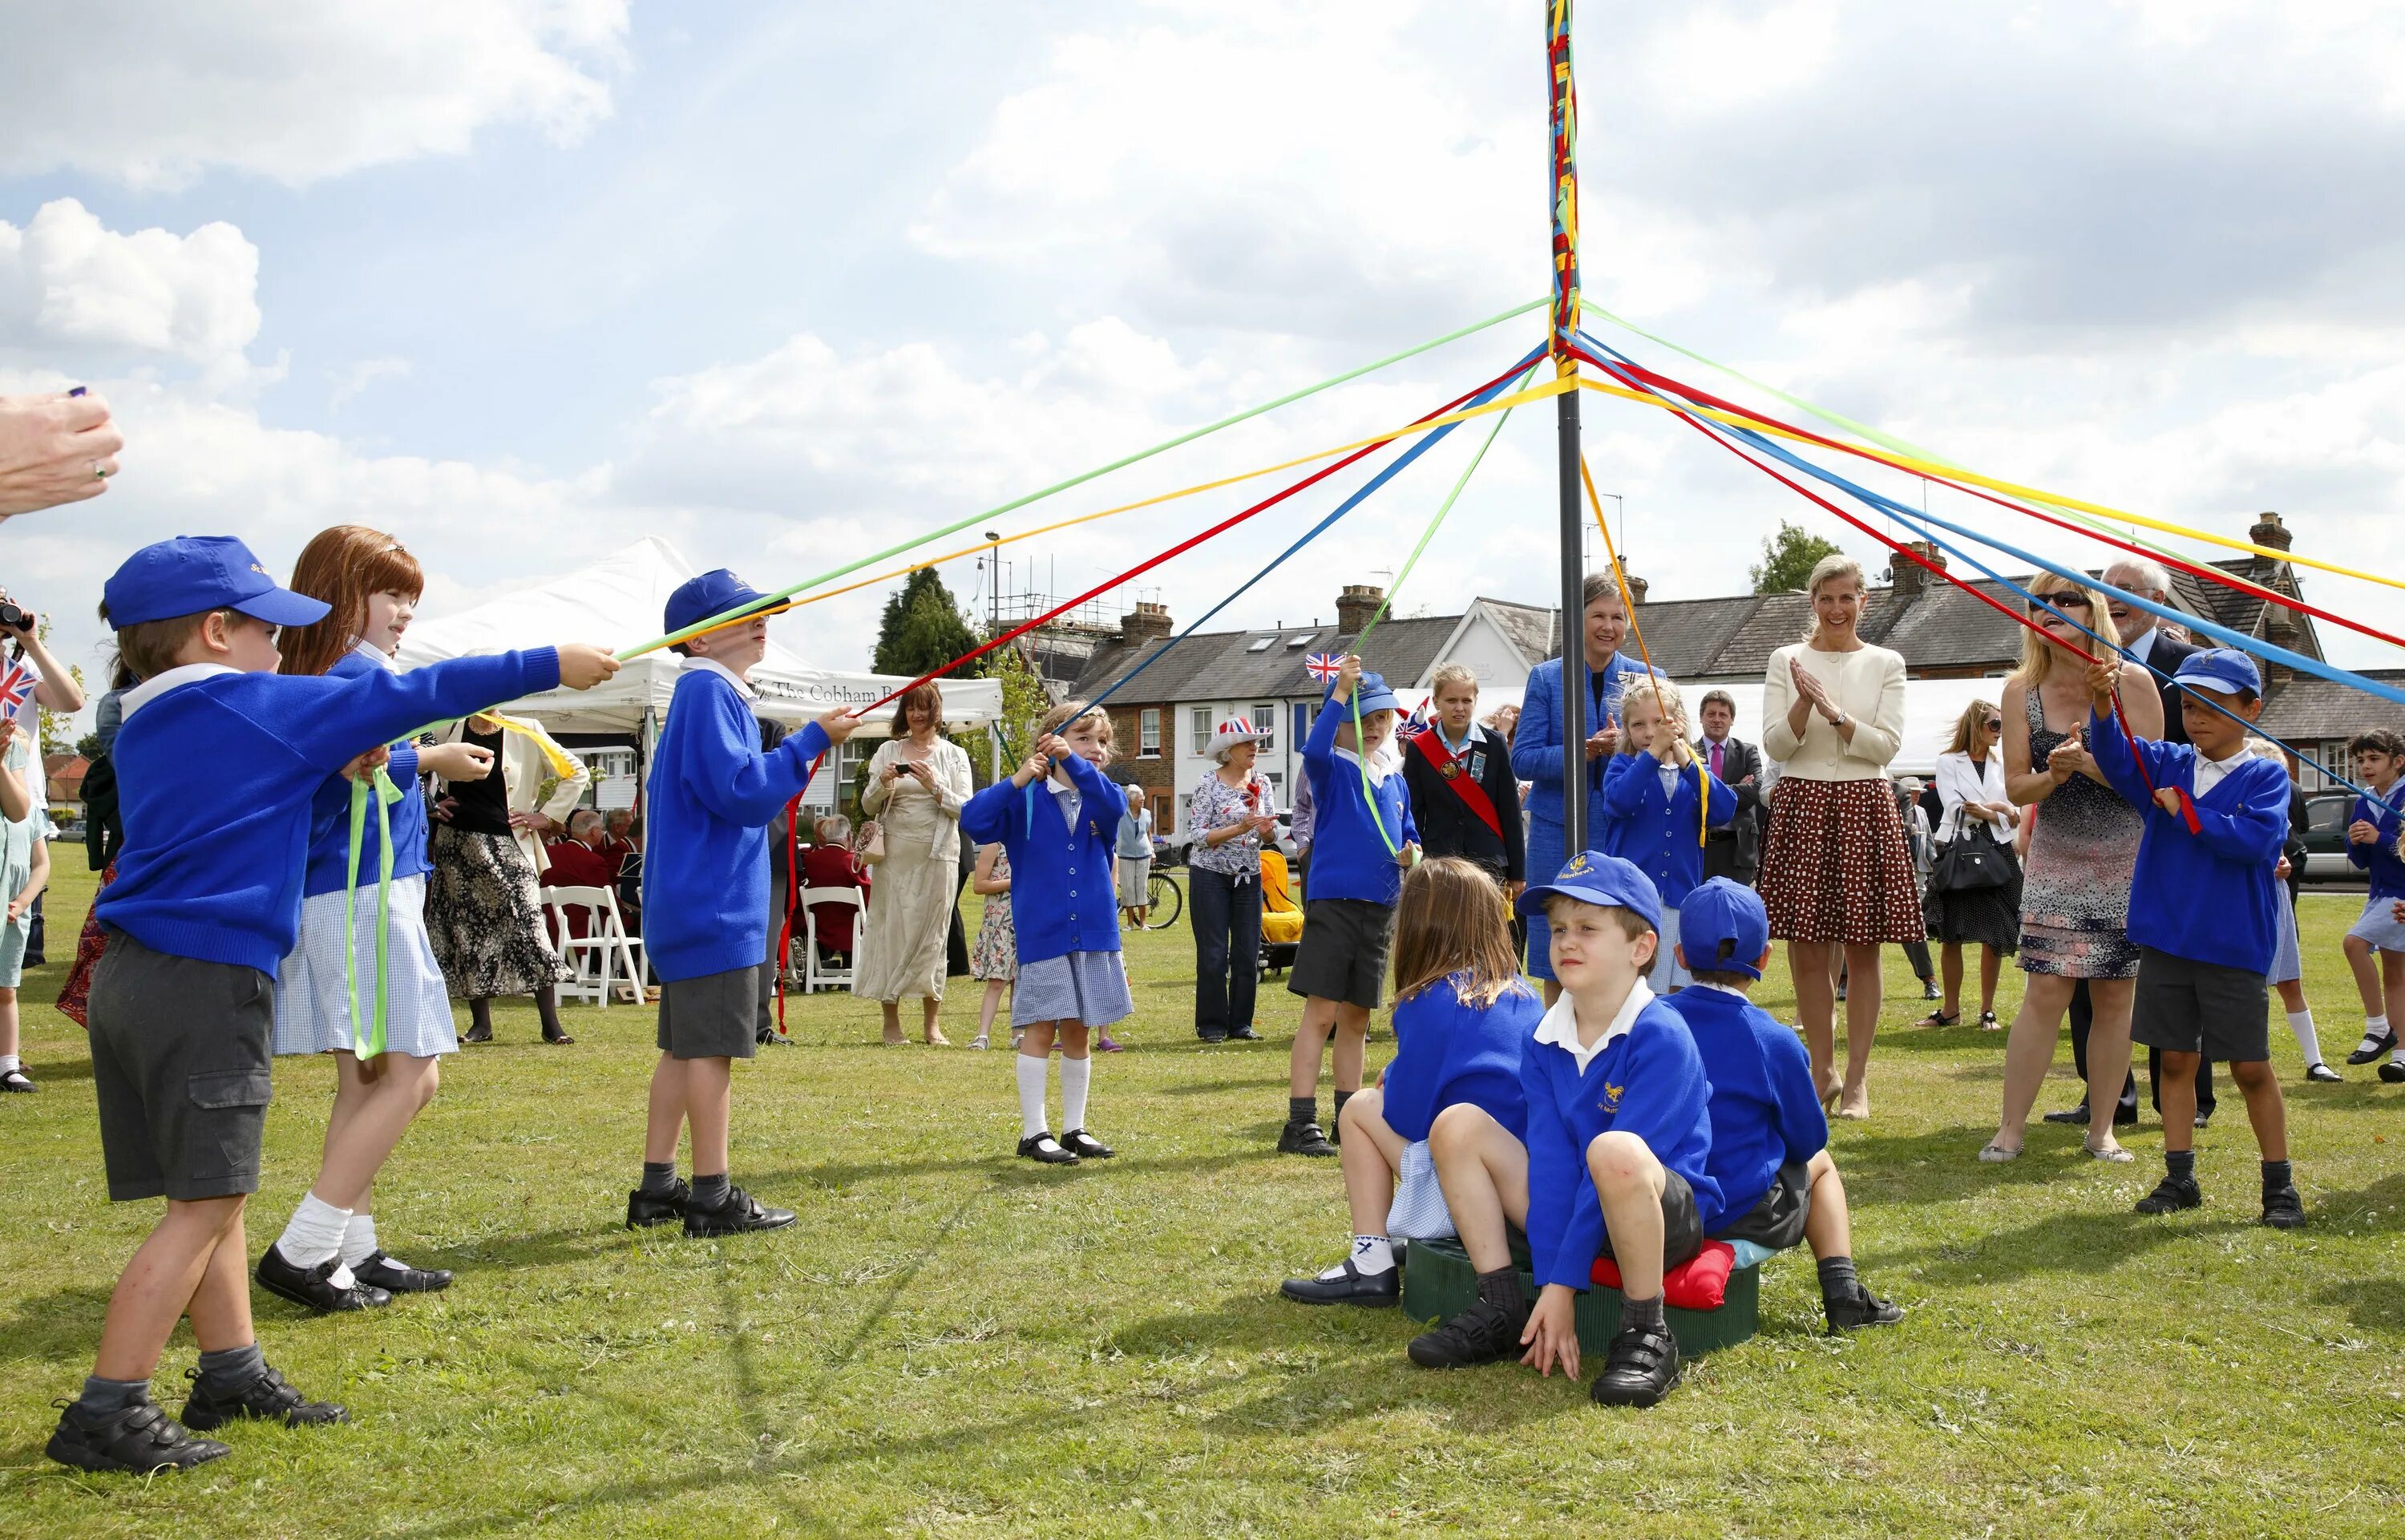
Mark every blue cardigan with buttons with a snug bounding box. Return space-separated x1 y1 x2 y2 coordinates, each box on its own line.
960 750 1127 964
1599 753 1736 908
2346 784 2405 903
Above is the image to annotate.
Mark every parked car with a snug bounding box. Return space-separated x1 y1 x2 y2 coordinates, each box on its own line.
2301 791 2371 883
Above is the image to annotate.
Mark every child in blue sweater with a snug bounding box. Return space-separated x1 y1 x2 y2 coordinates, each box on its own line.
2335 730 2405 1078
1601 677 1736 992
628 571 854 1238
1279 856 1538 1308
1410 851 1720 1409
1282 654 1420 1158
55 536 615 1477
2084 651 2303 1228
1665 879 1902 1332
961 698 1130 1165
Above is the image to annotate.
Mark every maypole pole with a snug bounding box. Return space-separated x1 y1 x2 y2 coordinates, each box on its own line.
1546 0 1589 851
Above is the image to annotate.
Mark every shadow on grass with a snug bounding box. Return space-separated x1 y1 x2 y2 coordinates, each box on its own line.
1826 1122 2104 1207
0 1281 114 1363
2315 1279 2405 1336
1881 1204 2256 1286
1153 1074 1293 1097
22 1050 95 1084
2304 1170 2405 1231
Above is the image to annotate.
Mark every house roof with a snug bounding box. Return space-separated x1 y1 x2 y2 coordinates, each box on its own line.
43 753 88 801
2254 669 2405 744
1070 611 1483 705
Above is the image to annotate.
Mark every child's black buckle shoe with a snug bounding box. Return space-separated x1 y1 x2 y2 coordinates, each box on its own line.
1590 1321 1681 1408
2133 1176 2203 1215
2260 1186 2306 1230
1060 1128 1114 1159
1277 1121 1336 1158
354 1251 452 1293
255 1248 391 1312
1406 1298 1527 1368
179 1366 348 1432
683 1186 795 1237
1279 1257 1399 1308
1018 1132 1080 1165
626 1178 690 1229
1825 1286 1905 1332
46 1396 229 1474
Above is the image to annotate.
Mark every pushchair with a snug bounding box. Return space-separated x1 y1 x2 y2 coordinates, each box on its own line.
1258 846 1303 976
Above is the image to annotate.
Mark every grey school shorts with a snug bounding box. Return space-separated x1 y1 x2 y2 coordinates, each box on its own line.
1711 1159 1813 1252
2130 946 2270 1064
87 930 274 1202
657 963 771 1061
1287 898 1396 1011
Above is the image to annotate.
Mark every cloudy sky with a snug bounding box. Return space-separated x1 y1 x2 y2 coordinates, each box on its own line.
6 0 2403 714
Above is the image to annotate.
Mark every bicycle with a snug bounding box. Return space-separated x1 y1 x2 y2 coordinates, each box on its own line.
1141 867 1183 929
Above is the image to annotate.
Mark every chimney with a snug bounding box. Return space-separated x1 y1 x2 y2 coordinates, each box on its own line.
1886 540 1945 599
1336 584 1385 636
2249 511 2292 554
1120 600 1173 645
1623 572 1649 606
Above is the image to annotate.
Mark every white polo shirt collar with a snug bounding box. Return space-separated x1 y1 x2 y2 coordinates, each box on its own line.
1533 978 1655 1077
687 656 756 700
121 663 238 718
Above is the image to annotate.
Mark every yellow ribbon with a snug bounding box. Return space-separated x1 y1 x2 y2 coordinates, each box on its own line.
471 711 581 779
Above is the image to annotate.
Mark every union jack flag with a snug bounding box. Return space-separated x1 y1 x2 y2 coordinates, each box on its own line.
0 661 33 717
1304 653 1344 685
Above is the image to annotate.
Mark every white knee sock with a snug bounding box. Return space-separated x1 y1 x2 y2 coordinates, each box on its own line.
277 1192 352 1269
2286 1009 2323 1065
1060 1053 1092 1134
342 1212 381 1268
0 1053 19 1074
1016 1052 1050 1138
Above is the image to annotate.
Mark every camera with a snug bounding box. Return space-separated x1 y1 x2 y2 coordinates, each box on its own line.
0 602 26 631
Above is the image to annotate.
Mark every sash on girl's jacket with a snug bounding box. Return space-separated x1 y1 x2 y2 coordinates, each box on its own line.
1409 728 1504 841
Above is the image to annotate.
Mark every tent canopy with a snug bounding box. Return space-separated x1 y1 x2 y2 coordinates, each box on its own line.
397 537 1003 738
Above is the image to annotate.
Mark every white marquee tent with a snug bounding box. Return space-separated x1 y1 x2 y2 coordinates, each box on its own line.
396 537 1004 740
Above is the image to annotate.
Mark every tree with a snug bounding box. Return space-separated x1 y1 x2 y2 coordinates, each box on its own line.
871 568 980 681
1749 520 1843 594
32 613 82 757
74 731 102 762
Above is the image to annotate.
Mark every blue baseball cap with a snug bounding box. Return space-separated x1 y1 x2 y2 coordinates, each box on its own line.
1329 669 1402 717
2171 648 2261 698
665 568 774 638
102 536 331 629
1677 877 1770 980
1514 848 1662 934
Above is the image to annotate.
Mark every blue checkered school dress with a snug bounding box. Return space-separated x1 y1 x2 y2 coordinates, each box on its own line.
273 873 459 1057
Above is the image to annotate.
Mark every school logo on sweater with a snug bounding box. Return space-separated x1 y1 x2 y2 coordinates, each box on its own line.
1601 1081 1623 1111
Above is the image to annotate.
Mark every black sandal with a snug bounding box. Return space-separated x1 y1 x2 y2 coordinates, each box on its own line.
1917 1009 1959 1028
1978 1011 2001 1030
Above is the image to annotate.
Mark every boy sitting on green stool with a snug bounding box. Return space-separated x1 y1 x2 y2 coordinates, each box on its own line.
1409 851 1720 1409
1663 879 1902 1332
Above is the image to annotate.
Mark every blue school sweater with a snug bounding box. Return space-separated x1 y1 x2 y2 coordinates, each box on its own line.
1521 989 1723 1291
1380 975 1539 1143
642 665 831 982
2088 708 2289 974
99 649 560 976
1300 694 1419 905
960 748 1126 964
1599 754 1737 908
1663 984 1826 1221
301 649 431 898
2346 783 2405 902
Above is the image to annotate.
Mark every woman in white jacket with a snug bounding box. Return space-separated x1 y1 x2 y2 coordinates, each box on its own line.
1922 700 2023 1029
427 710 591 1044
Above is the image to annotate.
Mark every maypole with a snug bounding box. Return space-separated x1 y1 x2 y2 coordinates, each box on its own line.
1547 0 1589 851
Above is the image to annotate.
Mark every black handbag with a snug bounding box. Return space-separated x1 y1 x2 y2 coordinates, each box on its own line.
1931 823 2016 893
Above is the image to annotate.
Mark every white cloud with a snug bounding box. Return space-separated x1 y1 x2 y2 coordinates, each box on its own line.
327 357 414 412
0 1 628 189
0 200 261 379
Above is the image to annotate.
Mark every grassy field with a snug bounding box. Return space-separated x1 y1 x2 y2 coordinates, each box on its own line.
4 859 2403 1538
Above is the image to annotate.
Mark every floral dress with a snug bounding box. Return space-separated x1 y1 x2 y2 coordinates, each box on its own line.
2017 685 2142 978
970 848 1016 983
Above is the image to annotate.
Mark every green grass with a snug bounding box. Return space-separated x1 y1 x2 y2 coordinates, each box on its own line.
5 859 2405 1538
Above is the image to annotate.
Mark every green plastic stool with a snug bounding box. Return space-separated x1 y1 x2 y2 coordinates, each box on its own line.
1398 1237 1760 1355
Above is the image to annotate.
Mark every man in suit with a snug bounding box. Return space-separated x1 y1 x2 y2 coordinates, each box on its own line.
2054 558 2215 1130
1695 689 1764 886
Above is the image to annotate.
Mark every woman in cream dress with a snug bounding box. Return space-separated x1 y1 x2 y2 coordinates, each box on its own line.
855 681 974 1045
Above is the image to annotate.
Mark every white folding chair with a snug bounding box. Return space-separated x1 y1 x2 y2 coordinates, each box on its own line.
543 884 649 1008
802 887 867 994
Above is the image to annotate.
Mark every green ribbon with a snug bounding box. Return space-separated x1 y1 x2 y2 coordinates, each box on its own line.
344 766 403 1061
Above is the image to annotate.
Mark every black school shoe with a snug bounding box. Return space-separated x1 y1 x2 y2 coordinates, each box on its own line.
1 1066 37 1092
46 1396 229 1474
1279 1257 1399 1308
2134 1176 2204 1215
1407 1297 1530 1368
1060 1128 1114 1159
682 1186 796 1238
1825 1286 1906 1332
2306 1062 2343 1083
1277 1120 1336 1158
179 1365 348 1432
2380 1061 2405 1085
1197 1029 1228 1044
255 1248 392 1313
626 1178 689 1229
2261 1186 2306 1230
2346 1029 2397 1065
354 1251 452 1294
1591 1320 1681 1408
1018 1132 1079 1165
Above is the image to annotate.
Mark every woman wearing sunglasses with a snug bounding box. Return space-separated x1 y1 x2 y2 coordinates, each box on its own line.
1924 699 2020 1028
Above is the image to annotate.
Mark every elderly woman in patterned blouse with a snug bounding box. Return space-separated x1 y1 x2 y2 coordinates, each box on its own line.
1186 715 1281 1044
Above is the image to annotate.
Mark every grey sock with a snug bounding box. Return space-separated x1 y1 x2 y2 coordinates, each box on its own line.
2262 1158 2294 1197
1333 1089 1356 1125
195 1343 266 1396
1473 1266 1526 1315
1816 1255 1860 1304
690 1172 731 1208
640 1161 678 1194
75 1375 151 1416
1287 1096 1317 1128
2166 1149 2197 1183
1622 1293 1667 1334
